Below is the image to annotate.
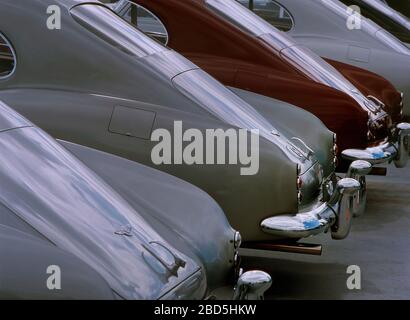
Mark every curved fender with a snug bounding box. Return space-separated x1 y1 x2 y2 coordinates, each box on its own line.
59 140 236 291
230 87 335 176
0 224 115 300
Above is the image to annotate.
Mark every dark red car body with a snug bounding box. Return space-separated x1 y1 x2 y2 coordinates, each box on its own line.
126 0 403 165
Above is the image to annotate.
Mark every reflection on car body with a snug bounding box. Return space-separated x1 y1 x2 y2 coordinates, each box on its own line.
0 100 261 300
339 0 410 45
243 0 410 121
0 0 364 248
109 0 410 175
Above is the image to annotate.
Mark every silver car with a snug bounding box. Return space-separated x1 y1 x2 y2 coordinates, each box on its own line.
0 100 272 300
239 0 410 118
0 0 365 248
354 0 410 45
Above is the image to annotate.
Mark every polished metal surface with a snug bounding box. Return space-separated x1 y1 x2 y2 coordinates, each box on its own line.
261 177 361 240
347 160 373 217
330 178 361 240
394 122 410 167
234 231 242 249
342 122 410 168
241 241 323 256
233 270 272 300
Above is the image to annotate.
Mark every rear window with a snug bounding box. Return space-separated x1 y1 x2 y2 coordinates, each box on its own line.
110 1 169 45
237 0 293 32
70 3 167 58
0 33 16 79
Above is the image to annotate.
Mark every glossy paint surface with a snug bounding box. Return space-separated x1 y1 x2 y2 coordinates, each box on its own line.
267 0 410 117
383 0 410 18
0 0 332 242
339 0 410 44
0 101 203 299
124 0 400 153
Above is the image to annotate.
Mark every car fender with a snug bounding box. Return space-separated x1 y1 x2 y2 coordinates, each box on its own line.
58 140 236 291
230 87 335 176
0 224 115 300
297 37 410 117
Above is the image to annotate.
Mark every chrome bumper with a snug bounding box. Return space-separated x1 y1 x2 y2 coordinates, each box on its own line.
342 123 410 168
260 161 370 240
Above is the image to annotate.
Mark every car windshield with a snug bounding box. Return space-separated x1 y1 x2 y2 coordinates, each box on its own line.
205 0 380 111
70 3 168 58
323 0 410 54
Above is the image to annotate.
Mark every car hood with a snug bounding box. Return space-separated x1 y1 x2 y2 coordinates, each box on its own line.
0 102 202 300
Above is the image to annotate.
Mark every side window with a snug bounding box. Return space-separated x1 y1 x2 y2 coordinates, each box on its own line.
109 1 169 45
0 33 16 79
237 0 293 31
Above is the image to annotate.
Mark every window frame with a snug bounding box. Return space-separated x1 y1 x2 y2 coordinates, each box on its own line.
237 0 295 32
114 1 170 46
0 32 17 80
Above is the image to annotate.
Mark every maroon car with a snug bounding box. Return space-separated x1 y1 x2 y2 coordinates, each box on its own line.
107 0 410 172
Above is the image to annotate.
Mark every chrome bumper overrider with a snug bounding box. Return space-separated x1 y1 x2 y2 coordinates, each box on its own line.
260 161 371 240
233 270 272 300
342 123 410 168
